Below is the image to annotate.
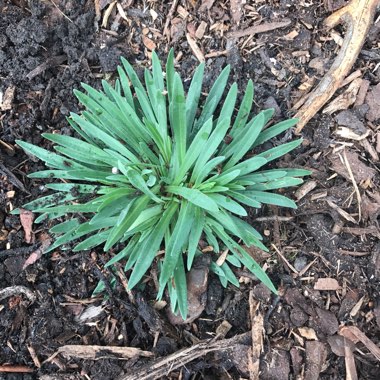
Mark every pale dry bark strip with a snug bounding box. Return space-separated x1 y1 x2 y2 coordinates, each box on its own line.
117 332 251 380
294 0 379 133
227 19 291 39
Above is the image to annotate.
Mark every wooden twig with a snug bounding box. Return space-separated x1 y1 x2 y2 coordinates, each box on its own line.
117 332 251 380
227 19 291 39
294 0 378 133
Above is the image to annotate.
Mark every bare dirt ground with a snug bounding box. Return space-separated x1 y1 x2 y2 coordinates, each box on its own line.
1 0 380 379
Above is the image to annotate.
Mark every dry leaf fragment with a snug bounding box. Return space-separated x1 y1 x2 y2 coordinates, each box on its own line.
335 127 369 141
177 5 189 19
186 33 205 62
248 293 263 379
216 320 232 338
298 327 318 340
101 1 117 28
142 35 157 51
22 233 51 270
314 277 341 291
283 30 299 40
339 325 380 361
195 21 207 39
116 2 128 21
329 150 376 183
354 79 370 106
327 335 356 356
305 341 327 380
365 83 380 122
323 78 362 114
199 0 215 12
0 86 16 111
20 208 35 244
150 9 158 21
295 180 317 200
344 338 358 380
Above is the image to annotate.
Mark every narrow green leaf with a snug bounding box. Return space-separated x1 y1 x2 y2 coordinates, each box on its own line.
222 112 266 169
249 177 303 190
204 225 220 253
16 140 84 170
70 113 140 163
227 156 267 177
151 51 165 91
128 201 178 289
117 66 134 109
221 262 239 287
243 190 297 208
169 73 187 167
254 118 298 147
186 62 205 132
208 194 247 216
218 82 237 123
104 195 151 250
227 190 261 208
187 207 205 270
172 257 188 319
193 156 226 185
193 65 230 133
174 117 213 184
191 117 230 182
167 186 219 212
119 164 162 203
73 230 109 251
50 219 80 234
257 139 303 163
230 79 254 134
105 237 138 268
160 201 194 288
166 48 175 102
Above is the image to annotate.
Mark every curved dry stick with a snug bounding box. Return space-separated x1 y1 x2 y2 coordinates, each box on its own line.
294 0 379 134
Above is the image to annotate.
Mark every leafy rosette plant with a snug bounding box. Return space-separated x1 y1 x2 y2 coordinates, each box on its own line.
14 50 309 319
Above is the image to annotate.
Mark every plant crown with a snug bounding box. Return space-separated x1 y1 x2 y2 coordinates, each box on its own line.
15 50 309 319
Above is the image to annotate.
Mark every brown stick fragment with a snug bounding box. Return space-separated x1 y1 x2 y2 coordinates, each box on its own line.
26 55 67 80
0 365 34 373
227 19 291 39
186 33 205 62
117 332 251 380
294 0 378 133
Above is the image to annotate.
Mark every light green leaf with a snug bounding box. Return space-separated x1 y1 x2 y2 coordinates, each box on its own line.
257 139 303 163
172 256 188 319
160 201 194 289
208 194 247 216
187 207 205 270
104 195 151 250
249 177 303 190
186 62 205 132
193 65 230 133
128 201 178 289
230 79 254 135
169 73 187 167
119 164 162 203
243 190 297 208
254 118 298 147
167 186 219 212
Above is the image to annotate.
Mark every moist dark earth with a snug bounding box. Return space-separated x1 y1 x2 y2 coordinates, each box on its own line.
1 0 380 379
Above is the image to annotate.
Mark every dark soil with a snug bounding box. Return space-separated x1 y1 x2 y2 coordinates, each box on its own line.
1 0 379 379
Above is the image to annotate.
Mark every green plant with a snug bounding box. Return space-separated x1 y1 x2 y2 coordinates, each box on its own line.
14 51 309 319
